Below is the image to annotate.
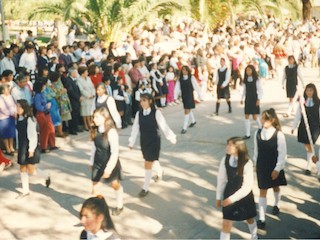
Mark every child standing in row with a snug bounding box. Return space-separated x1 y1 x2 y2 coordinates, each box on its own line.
254 108 287 229
129 93 176 197
90 107 124 216
292 83 319 175
241 65 263 139
16 99 51 199
216 137 257 240
166 66 176 106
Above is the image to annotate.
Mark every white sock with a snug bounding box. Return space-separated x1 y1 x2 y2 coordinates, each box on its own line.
287 102 293 115
20 172 29 194
190 111 196 123
115 186 124 209
160 97 166 106
316 160 320 176
247 220 258 240
255 116 262 129
258 197 267 222
274 191 280 207
183 114 190 130
35 168 49 179
220 231 230 240
152 160 163 177
307 152 313 171
142 169 152 191
245 119 251 136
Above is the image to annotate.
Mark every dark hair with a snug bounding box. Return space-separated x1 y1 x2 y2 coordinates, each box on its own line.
78 66 88 76
244 65 258 83
80 196 116 232
139 93 156 111
304 83 320 105
55 63 65 72
33 78 47 93
261 108 281 131
227 137 250 176
15 74 27 83
179 65 191 80
3 48 11 56
113 62 121 72
49 71 61 83
90 107 115 141
17 99 34 119
287 55 297 65
2 69 13 77
38 67 49 78
88 64 98 76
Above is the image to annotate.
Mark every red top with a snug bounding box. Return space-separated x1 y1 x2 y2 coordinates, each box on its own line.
90 73 103 88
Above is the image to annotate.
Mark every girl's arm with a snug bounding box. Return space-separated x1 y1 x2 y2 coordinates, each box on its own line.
113 89 125 101
221 68 231 88
241 84 246 102
155 110 176 144
297 66 305 88
89 143 96 166
128 112 140 148
253 130 258 165
291 105 301 131
256 79 263 100
216 157 227 201
282 68 286 88
104 128 119 175
227 160 254 204
27 118 38 153
174 80 181 100
191 76 203 100
106 97 122 129
274 131 287 172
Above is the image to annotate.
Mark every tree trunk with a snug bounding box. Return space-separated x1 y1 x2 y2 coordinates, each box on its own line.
56 19 67 49
302 0 312 21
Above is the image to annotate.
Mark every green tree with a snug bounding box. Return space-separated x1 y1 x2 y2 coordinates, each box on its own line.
28 0 86 47
77 0 189 43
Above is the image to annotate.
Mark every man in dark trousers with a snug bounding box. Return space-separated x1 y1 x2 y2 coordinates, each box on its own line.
64 67 82 135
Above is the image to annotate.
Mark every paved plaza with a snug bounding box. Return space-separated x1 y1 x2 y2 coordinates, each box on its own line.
0 67 320 239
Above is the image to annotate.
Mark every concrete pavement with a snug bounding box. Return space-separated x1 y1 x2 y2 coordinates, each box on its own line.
0 67 320 239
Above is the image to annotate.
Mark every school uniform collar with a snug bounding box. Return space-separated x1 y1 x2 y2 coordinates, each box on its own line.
229 155 238 167
306 97 314 107
143 107 151 116
87 230 113 240
219 66 227 71
98 125 105 133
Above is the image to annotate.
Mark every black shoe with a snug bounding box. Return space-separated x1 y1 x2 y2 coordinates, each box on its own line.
4 151 14 156
181 129 187 134
188 122 197 128
16 192 30 199
272 206 280 215
46 177 51 188
49 146 59 151
214 112 219 116
41 149 50 154
138 189 149 198
112 207 124 216
228 108 232 113
257 220 266 229
242 135 251 140
305 170 311 175
69 131 78 135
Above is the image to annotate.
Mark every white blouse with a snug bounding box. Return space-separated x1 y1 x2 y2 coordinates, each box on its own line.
128 108 176 147
253 127 287 172
216 155 254 203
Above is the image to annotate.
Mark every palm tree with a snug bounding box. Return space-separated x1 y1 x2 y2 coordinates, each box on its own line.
76 0 189 43
29 0 86 48
302 0 312 21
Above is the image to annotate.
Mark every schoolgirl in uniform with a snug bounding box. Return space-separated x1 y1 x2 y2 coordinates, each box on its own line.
214 58 232 115
240 65 263 139
253 108 287 229
16 99 50 199
90 107 124 216
129 93 176 197
292 83 319 175
216 137 257 240
80 195 120 239
282 55 304 117
174 65 202 134
113 77 127 128
150 63 165 107
91 82 122 129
